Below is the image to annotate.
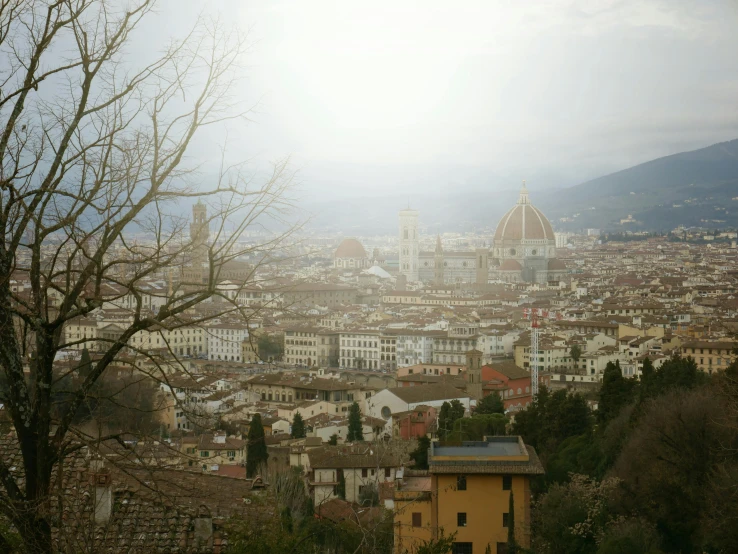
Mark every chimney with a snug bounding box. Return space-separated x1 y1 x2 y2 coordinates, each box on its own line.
89 460 112 524
194 506 213 547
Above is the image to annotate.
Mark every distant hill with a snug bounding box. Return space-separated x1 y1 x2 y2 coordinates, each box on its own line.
537 139 738 231
300 139 738 234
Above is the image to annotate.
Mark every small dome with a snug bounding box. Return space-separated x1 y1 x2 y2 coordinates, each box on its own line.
365 265 391 279
335 238 367 259
493 184 555 242
547 259 567 270
499 259 523 271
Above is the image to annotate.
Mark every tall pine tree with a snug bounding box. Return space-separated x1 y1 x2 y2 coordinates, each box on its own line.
409 436 431 469
347 402 364 441
247 413 269 477
597 360 634 424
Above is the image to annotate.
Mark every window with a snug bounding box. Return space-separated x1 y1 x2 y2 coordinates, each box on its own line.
453 543 473 554
503 513 509 527
362 468 368 478
200 451 209 458
412 513 422 527
457 512 467 527
502 475 512 490
496 543 508 554
457 475 467 491
385 467 391 478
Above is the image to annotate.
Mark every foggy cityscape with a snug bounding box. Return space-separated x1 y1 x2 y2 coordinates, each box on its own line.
1 1 737 553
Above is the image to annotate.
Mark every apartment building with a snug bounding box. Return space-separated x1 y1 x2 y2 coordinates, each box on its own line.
339 331 381 370
181 431 246 471
206 321 249 362
394 436 544 554
680 340 737 372
308 445 403 505
394 330 444 367
433 335 480 365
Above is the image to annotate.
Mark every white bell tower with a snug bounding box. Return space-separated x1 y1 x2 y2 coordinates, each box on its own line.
398 208 419 282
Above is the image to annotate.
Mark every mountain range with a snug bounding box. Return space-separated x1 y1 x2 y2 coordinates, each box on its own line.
302 138 738 235
537 138 738 232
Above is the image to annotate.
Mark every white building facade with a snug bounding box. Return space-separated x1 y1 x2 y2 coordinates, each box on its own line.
206 322 250 361
394 331 439 367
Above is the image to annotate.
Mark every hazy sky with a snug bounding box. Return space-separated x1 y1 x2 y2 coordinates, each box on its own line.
152 0 738 195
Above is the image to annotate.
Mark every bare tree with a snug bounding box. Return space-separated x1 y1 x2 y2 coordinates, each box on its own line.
0 1 298 551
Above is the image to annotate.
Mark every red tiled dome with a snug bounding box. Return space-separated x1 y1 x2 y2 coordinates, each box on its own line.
335 238 367 259
493 184 554 242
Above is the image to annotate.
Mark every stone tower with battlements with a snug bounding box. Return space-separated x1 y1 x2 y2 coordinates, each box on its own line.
191 200 209 264
465 349 484 401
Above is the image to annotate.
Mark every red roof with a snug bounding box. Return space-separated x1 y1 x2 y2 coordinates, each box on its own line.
335 238 367 259
212 465 247 479
547 259 567 270
494 204 555 241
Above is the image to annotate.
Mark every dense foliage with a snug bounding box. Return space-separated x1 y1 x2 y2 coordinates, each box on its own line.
475 392 505 415
446 413 507 442
257 334 285 362
515 355 738 554
437 399 465 440
409 436 431 470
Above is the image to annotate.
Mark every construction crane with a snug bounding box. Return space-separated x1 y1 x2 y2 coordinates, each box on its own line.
523 308 542 396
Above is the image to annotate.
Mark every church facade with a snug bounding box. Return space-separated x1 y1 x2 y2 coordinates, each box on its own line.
397 183 567 285
417 238 489 285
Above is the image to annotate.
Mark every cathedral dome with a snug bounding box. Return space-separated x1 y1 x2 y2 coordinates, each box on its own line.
335 238 367 259
493 183 555 242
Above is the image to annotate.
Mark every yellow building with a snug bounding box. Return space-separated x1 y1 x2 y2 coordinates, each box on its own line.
181 431 246 471
394 436 544 554
394 474 434 553
680 340 737 373
242 338 259 363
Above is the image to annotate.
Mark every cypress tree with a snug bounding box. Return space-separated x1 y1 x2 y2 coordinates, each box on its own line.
597 361 634 424
347 402 364 442
438 401 451 440
246 413 269 477
336 469 346 499
77 348 93 378
291 412 306 438
507 489 517 554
